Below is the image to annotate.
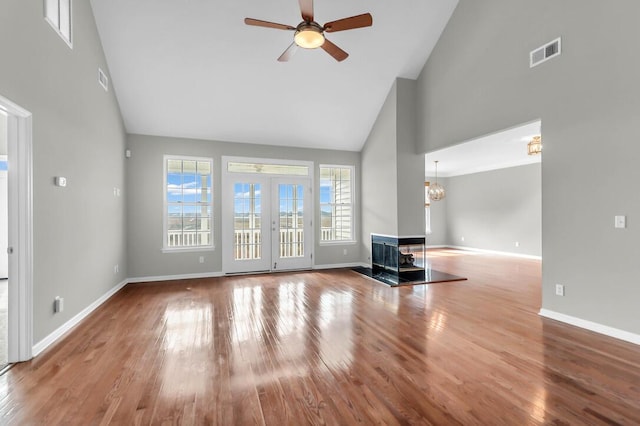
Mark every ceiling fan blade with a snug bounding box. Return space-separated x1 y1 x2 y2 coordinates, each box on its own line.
244 18 295 31
324 13 373 33
321 38 348 62
298 0 314 22
278 43 299 62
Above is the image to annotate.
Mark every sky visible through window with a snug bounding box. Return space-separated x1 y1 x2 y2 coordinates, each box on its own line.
165 158 212 248
319 166 353 241
167 172 212 219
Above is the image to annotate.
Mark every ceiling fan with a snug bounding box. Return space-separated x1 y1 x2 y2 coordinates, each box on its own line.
244 0 373 62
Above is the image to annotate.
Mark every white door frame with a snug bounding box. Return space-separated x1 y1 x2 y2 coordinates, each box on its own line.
0 158 8 279
221 156 314 274
1 95 34 362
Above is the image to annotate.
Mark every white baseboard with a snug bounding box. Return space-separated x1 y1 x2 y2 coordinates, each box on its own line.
539 309 640 346
313 262 362 270
446 245 542 260
130 265 369 282
32 279 128 357
127 271 225 283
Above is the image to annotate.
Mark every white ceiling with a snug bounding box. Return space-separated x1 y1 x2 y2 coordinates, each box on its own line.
90 0 459 152
425 121 542 178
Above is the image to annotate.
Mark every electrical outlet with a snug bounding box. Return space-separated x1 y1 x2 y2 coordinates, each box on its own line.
555 284 565 296
114 264 119 274
461 236 465 242
515 241 520 247
199 256 204 263
343 249 348 255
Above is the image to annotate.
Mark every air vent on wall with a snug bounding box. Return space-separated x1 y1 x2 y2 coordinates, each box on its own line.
530 37 561 68
98 67 109 92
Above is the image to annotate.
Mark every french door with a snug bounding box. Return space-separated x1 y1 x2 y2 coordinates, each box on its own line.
222 159 313 274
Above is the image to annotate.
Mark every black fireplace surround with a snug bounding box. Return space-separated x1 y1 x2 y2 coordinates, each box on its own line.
371 234 426 285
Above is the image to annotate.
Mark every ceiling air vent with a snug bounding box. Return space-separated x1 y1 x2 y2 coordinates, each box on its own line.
530 37 561 68
98 67 109 92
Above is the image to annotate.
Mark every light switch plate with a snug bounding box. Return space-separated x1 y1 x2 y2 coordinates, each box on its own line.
615 215 626 229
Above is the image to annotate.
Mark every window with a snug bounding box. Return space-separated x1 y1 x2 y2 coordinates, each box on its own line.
45 0 72 47
164 156 213 251
319 165 354 242
425 181 432 234
227 161 309 176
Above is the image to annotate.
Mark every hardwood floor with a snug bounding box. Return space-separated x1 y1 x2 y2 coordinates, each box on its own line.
1 249 639 424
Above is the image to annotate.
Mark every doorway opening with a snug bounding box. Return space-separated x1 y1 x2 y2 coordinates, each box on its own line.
222 157 313 274
0 113 7 368
0 94 34 365
424 120 542 258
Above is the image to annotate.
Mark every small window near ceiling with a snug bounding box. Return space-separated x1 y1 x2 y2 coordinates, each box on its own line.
45 0 72 48
320 165 355 243
163 156 213 251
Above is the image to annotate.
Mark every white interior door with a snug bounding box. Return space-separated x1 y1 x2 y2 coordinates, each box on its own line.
222 165 312 274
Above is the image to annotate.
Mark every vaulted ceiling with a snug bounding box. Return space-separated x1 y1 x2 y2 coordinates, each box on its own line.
90 0 459 151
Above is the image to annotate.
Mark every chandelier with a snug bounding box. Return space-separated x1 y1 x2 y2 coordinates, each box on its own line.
428 161 446 201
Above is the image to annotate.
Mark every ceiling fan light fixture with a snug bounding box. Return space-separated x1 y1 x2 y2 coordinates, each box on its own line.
294 26 325 49
245 3 372 61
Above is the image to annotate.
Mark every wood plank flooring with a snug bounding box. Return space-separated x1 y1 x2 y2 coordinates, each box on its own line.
1 248 639 424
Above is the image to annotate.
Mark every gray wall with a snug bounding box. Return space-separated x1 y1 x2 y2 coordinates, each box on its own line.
0 1 127 342
425 176 448 246
396 79 425 237
361 82 399 260
417 0 640 333
126 134 361 278
443 164 541 256
361 79 426 262
362 78 425 263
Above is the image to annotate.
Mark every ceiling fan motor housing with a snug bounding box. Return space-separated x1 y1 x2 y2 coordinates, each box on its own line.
294 22 325 49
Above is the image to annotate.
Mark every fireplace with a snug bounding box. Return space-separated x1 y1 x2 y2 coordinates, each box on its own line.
371 234 426 285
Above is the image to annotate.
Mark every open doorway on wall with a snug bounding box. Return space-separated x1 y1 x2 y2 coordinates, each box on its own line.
0 111 8 369
424 120 542 259
0 94 34 367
